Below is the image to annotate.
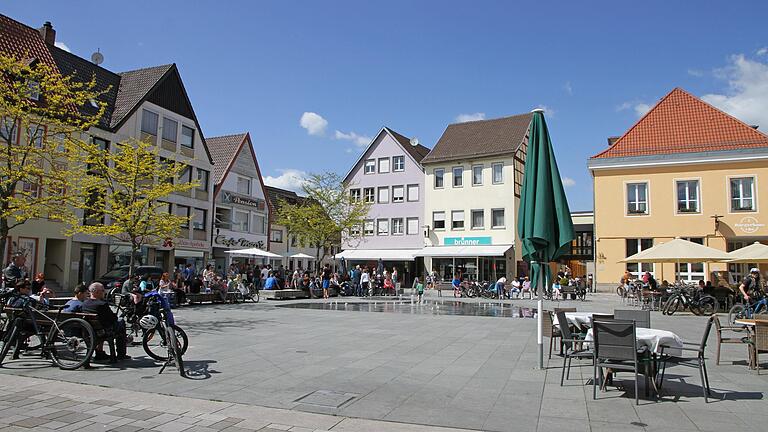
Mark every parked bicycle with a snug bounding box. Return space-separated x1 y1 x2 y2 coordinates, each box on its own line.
140 292 188 371
728 294 768 325
662 284 719 316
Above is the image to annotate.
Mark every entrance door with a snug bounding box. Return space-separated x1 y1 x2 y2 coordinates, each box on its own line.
79 248 96 285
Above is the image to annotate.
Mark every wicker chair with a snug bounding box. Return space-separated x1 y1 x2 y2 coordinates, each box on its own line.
615 309 651 329
711 314 747 365
542 311 560 359
747 320 768 374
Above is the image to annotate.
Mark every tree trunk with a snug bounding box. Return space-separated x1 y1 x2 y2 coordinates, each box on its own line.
0 217 10 268
129 241 138 280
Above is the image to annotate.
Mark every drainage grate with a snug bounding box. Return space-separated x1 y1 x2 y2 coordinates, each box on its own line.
630 422 648 428
294 390 359 408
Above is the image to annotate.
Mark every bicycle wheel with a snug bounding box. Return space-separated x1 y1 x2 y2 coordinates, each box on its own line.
728 304 747 326
0 318 20 365
49 318 94 370
143 324 188 361
616 286 625 297
167 325 186 377
697 296 719 315
665 296 681 316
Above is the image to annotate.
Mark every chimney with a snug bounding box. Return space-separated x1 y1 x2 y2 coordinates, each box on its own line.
38 21 56 45
607 136 620 146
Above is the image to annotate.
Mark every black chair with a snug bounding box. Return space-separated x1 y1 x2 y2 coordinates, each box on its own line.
557 311 594 386
658 315 713 402
592 319 645 405
614 309 651 328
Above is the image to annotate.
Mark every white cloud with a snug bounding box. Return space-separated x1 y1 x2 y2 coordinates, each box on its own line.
701 54 768 129
563 81 573 96
535 105 556 118
263 169 308 194
687 68 704 77
54 41 70 52
455 112 485 123
299 112 328 136
562 177 576 187
617 101 652 118
757 47 768 56
334 130 371 147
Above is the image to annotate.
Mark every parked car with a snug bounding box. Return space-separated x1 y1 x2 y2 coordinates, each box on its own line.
96 265 164 292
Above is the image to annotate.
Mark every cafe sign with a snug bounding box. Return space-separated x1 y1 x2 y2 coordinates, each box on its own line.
444 236 493 246
735 216 765 234
214 235 265 249
222 191 265 210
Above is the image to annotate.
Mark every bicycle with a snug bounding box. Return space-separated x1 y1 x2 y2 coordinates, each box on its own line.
662 284 719 316
140 292 188 365
728 294 768 326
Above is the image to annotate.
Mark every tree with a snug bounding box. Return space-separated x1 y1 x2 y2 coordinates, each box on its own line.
0 53 106 262
65 138 198 277
275 172 369 271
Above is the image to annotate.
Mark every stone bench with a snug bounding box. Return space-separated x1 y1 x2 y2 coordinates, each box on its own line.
259 289 309 300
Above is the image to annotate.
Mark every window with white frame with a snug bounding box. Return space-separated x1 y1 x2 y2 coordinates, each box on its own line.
27 123 44 147
364 187 375 203
175 204 190 229
730 177 755 211
214 207 232 230
407 217 419 235
492 208 505 228
453 167 463 187
676 180 699 213
626 238 654 277
393 156 405 172
364 220 374 236
433 211 445 230
178 165 192 184
364 159 375 174
27 80 40 101
1 117 18 145
21 181 39 198
181 125 195 148
451 210 465 230
728 241 758 283
236 177 251 195
377 186 389 203
252 214 266 234
197 169 209 192
407 184 419 202
392 185 404 203
234 210 249 232
471 209 484 229
350 224 361 237
472 165 483 186
141 110 158 135
378 157 390 173
350 188 361 202
434 169 444 188
392 218 404 235
676 237 704 282
192 208 206 230
492 163 503 184
271 229 283 242
627 182 648 214
162 117 178 142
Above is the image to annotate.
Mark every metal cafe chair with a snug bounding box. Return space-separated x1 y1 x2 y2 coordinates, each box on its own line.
593 319 646 405
614 309 651 329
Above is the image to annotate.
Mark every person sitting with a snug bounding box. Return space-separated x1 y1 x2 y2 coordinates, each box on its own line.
383 276 394 296
551 280 562 299
5 280 37 359
189 274 203 294
510 277 521 298
62 285 89 312
264 272 278 290
83 282 129 362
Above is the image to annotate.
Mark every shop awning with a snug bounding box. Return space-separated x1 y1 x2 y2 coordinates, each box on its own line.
288 253 314 259
413 245 512 257
333 249 421 261
225 248 282 258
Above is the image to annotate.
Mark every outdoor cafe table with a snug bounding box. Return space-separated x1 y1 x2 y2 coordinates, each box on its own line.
584 327 684 357
552 312 594 329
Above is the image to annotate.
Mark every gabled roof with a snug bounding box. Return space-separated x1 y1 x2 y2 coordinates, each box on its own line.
342 126 431 184
208 133 269 209
592 87 768 159
112 64 173 129
422 113 532 164
0 14 59 72
264 185 312 223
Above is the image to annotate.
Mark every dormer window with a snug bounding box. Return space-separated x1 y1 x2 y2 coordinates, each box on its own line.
27 81 40 101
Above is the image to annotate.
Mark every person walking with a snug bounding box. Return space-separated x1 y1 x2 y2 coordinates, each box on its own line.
351 265 361 296
360 268 370 297
321 264 332 299
391 267 399 293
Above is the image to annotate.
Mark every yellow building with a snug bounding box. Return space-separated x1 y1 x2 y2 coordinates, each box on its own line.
588 88 768 290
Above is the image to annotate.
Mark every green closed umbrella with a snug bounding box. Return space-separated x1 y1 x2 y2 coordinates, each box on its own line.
517 109 576 369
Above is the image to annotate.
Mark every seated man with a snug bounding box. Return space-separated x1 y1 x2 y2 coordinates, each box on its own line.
62 285 89 312
263 272 278 290
83 282 129 362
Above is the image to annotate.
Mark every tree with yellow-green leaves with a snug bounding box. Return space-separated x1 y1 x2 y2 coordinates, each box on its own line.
0 53 106 263
64 138 199 278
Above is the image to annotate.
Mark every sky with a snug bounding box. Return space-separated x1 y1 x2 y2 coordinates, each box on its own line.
6 1 768 210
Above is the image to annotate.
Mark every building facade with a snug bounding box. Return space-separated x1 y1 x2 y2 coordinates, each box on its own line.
589 88 768 291
420 114 531 282
337 127 430 285
208 133 270 271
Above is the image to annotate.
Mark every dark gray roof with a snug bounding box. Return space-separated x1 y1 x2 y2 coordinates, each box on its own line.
111 64 173 129
207 133 247 183
264 185 311 223
384 127 430 162
422 113 532 164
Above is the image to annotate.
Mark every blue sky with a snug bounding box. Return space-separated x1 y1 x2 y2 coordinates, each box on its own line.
6 1 768 210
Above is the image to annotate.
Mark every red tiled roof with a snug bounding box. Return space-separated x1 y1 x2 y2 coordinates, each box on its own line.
592 88 768 159
0 14 59 72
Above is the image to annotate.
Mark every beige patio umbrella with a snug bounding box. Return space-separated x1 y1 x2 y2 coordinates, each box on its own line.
620 237 731 281
727 241 768 263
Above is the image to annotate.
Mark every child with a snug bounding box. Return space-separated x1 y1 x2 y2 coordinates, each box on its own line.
416 281 424 303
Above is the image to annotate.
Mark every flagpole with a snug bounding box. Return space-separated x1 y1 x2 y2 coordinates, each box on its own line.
535 261 544 369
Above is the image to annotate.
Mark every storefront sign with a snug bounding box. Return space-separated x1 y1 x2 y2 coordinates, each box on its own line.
214 235 265 249
222 191 265 210
735 216 765 234
444 236 493 246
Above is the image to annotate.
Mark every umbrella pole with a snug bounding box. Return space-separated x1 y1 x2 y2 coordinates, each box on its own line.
536 261 544 370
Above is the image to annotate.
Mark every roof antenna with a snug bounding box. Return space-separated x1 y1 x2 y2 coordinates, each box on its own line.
91 49 104 65
409 137 420 147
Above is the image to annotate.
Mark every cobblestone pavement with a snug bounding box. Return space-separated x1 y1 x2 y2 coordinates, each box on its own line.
0 292 766 431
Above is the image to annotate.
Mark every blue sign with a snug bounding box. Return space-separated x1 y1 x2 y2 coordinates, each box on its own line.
444 236 492 246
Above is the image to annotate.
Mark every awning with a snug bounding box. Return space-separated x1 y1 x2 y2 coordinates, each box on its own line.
225 248 282 258
413 244 512 257
288 253 314 259
333 249 421 261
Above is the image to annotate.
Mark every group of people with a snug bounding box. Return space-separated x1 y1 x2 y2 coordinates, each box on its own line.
348 265 399 297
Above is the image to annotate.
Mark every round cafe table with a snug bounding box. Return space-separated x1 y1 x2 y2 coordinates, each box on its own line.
585 327 684 357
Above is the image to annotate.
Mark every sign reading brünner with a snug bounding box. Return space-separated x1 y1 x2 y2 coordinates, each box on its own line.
222 191 266 210
444 236 493 246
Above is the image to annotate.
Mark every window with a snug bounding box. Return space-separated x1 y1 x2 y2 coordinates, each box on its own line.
471 210 484 229
492 163 503 184
451 210 465 230
627 182 648 215
350 225 361 237
192 208 206 230
364 220 374 236
377 219 389 236
1 117 18 145
364 159 375 174
392 218 404 235
178 165 192 183
214 207 232 230
27 123 44 147
197 169 209 192
676 180 699 213
407 184 419 202
626 238 654 277
175 205 190 229
252 214 266 234
393 156 405 172
141 110 159 135
271 229 283 243
392 185 404 203
730 177 755 211
364 187 375 203
53 132 66 152
434 169 444 188
157 201 171 215
234 210 249 232
676 237 704 282
407 217 419 235
472 165 483 186
181 125 195 148
433 212 445 230
21 181 39 198
93 136 109 151
350 188 361 202
728 241 759 283
27 80 40 101
378 158 390 173
237 177 251 195
452 167 463 187
492 208 505 228
377 186 389 203
162 117 178 142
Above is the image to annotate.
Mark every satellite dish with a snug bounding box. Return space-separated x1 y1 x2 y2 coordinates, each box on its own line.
409 137 419 147
91 50 104 65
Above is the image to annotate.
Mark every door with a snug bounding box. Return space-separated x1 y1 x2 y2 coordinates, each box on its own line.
79 248 96 285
